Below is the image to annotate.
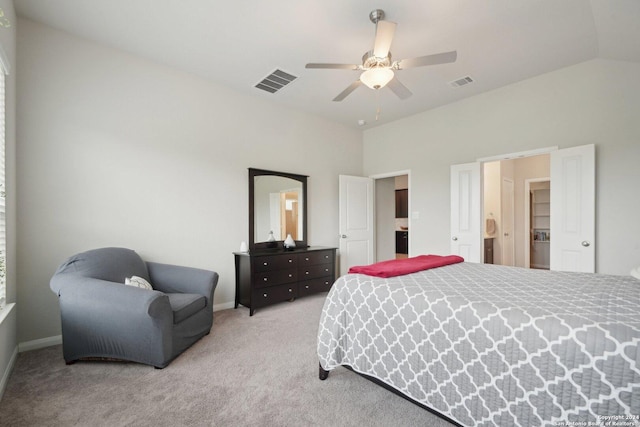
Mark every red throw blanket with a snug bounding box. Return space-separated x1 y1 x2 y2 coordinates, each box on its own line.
348 255 464 278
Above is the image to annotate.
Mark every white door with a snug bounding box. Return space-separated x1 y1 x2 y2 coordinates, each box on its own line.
339 175 374 276
450 163 482 263
550 144 595 272
501 178 515 266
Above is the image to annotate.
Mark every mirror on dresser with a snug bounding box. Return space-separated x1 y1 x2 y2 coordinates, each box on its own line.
249 168 308 251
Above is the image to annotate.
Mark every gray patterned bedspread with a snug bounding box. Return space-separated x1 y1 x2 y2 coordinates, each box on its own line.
317 262 640 426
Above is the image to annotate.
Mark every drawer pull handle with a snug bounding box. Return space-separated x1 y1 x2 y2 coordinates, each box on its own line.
288 288 293 293
263 262 268 266
325 268 329 272
305 285 310 289
305 271 309 275
263 293 268 298
263 278 268 281
288 259 293 263
305 257 310 261
325 281 329 285
288 274 293 277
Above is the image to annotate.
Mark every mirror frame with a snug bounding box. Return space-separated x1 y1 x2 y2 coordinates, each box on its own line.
249 168 308 251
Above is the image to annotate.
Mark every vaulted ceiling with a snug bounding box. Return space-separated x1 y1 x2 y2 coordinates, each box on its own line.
15 0 640 129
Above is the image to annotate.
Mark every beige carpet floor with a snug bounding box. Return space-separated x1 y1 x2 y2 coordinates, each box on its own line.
0 293 456 426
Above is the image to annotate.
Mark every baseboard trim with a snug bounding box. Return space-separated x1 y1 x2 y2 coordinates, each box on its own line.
18 335 62 353
0 345 18 401
213 301 234 312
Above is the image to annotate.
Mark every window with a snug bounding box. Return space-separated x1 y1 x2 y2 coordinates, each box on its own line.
0 46 7 308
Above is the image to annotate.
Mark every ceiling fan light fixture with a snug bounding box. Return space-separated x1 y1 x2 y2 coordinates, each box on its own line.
306 9 456 102
360 67 394 90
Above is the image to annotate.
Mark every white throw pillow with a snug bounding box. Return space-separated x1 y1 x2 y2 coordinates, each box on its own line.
631 267 640 280
125 275 153 290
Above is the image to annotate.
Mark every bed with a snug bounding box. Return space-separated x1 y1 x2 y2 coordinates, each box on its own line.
317 259 640 426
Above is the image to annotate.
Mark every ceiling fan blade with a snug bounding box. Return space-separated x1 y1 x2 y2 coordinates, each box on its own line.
306 63 359 70
397 50 457 69
333 80 362 102
387 77 412 100
373 20 396 58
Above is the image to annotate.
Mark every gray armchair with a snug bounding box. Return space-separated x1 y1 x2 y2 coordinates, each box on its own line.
50 247 218 368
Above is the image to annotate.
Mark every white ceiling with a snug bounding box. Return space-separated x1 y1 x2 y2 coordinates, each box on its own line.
15 0 640 129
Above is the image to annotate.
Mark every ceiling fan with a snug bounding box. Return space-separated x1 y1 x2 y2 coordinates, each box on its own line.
306 9 457 102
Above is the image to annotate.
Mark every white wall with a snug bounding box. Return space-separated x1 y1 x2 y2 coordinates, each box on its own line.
364 58 640 276
16 19 362 343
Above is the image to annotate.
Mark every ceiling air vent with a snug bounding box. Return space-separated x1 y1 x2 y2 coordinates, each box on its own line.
449 76 474 88
255 69 297 94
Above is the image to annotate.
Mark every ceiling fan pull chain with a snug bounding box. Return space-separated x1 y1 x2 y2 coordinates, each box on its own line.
375 91 381 121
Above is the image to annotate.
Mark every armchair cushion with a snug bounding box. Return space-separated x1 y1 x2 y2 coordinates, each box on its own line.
167 293 206 324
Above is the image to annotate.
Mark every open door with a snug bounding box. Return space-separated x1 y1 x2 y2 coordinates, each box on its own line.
450 163 482 263
550 144 595 272
339 175 374 276
501 178 515 266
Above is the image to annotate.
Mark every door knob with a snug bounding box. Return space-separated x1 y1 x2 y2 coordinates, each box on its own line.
452 237 458 241
341 234 347 238
504 233 509 237
581 241 590 247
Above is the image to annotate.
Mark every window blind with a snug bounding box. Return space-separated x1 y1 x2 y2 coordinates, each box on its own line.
0 66 6 308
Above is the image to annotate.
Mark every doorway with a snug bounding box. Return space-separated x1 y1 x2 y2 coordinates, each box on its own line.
375 174 409 261
482 154 550 267
526 180 551 269
452 144 595 273
338 170 410 276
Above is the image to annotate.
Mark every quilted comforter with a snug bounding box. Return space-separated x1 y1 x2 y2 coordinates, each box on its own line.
317 262 640 426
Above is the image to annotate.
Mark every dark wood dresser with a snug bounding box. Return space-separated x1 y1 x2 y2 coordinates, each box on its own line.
234 247 337 316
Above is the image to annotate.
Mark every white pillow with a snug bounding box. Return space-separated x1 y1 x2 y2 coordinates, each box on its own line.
631 267 640 280
125 275 153 290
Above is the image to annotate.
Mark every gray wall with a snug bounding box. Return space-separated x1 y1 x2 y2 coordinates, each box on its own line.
364 58 640 276
16 18 362 343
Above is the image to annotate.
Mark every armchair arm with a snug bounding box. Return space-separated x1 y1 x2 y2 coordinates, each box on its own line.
50 273 174 366
51 273 172 319
146 262 218 306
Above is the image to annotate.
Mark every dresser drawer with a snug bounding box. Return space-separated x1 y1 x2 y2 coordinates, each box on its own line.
254 269 297 288
299 263 333 280
252 284 297 308
254 254 298 272
235 248 337 316
298 250 333 266
298 277 334 296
